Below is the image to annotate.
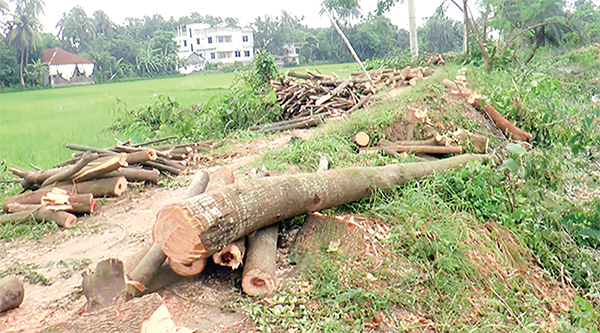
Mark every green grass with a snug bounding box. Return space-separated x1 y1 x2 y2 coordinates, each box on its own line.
0 63 355 170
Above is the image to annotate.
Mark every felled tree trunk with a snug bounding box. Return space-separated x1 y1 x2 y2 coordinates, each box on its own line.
381 145 462 155
242 224 278 297
126 244 167 298
41 189 95 214
102 168 160 184
0 275 24 313
153 154 486 265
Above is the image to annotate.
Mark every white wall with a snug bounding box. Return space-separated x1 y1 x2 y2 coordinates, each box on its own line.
176 24 254 66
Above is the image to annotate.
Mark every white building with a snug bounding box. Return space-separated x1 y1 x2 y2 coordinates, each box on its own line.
175 23 254 71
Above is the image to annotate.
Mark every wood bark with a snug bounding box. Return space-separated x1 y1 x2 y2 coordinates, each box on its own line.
186 170 209 199
0 207 77 228
0 275 24 313
291 213 365 257
454 129 489 154
205 166 235 193
242 224 278 297
442 79 532 141
125 150 158 164
152 154 486 264
40 151 98 187
346 93 373 114
49 176 128 197
102 168 160 184
126 243 167 298
82 258 127 312
381 145 462 155
42 293 163 333
378 137 442 147
143 161 185 175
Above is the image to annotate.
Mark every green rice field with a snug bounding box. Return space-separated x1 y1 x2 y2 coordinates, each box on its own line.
0 63 355 169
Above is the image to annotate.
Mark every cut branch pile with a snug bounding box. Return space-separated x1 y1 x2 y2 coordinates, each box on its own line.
252 66 434 132
1 137 214 228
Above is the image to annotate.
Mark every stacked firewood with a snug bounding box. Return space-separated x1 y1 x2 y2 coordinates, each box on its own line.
1 137 212 228
253 67 433 132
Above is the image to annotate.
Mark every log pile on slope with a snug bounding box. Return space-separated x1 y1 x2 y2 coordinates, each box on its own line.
1 137 213 228
252 67 434 132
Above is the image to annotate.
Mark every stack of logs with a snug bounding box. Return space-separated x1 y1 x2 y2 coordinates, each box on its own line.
252 66 433 132
1 137 212 228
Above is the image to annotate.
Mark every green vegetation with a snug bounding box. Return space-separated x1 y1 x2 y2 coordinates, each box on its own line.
246 48 600 330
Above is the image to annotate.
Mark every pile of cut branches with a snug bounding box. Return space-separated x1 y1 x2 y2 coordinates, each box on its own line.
1 136 212 228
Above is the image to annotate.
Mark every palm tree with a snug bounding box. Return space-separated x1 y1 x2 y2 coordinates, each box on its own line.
321 0 361 26
7 0 44 87
92 10 115 39
56 6 95 48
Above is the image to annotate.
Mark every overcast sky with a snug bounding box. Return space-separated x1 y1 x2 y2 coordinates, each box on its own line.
38 0 464 34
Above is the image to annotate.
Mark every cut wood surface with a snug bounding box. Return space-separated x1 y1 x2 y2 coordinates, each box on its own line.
291 213 365 257
50 176 128 197
153 154 487 264
0 275 24 313
72 154 128 182
82 258 127 313
454 129 489 154
442 79 532 141
40 151 98 187
213 237 246 270
166 257 207 277
351 132 370 147
242 224 278 297
140 303 193 333
41 189 95 214
42 293 163 333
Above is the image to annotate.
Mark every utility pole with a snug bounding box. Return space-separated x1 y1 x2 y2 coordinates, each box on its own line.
408 0 419 58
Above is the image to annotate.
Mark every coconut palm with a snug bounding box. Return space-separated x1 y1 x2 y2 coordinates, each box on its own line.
56 6 96 49
92 10 115 40
7 0 44 87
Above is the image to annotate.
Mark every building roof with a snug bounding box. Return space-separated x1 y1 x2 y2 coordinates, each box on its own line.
41 48 95 65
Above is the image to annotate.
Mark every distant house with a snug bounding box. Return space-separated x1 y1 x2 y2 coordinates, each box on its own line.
282 42 303 66
41 48 95 87
177 51 207 74
175 23 254 68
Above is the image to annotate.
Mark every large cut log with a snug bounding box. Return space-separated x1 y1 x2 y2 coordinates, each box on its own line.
0 275 24 313
49 176 128 197
42 293 164 333
3 186 100 213
41 188 95 214
442 79 532 142
242 224 278 297
82 258 127 312
153 154 486 264
0 207 77 228
291 212 365 257
101 168 160 184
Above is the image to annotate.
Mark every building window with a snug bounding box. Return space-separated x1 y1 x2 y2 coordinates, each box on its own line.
235 51 241 57
196 38 200 44
207 37 212 44
217 52 231 59
244 50 250 57
295 48 300 54
189 28 192 38
210 52 215 59
242 35 248 42
183 40 187 47
217 36 232 43
191 44 193 51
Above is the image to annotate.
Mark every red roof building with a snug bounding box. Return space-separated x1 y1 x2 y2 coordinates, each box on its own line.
41 48 96 87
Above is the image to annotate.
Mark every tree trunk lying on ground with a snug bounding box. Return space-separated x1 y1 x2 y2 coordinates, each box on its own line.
41 189 95 214
0 275 24 313
442 79 532 142
381 145 462 155
153 154 487 266
242 224 278 297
